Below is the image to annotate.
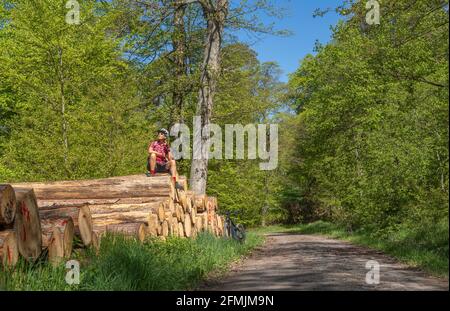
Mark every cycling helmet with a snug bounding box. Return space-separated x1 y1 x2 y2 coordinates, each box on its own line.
158 128 169 137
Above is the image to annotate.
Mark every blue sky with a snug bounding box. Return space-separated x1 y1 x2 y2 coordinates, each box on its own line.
238 0 343 82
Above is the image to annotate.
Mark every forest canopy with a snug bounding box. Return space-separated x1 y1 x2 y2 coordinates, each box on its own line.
0 0 448 244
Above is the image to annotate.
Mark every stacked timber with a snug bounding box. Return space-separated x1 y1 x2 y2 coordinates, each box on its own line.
1 174 225 268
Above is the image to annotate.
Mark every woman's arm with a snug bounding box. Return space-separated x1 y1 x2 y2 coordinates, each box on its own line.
148 143 164 157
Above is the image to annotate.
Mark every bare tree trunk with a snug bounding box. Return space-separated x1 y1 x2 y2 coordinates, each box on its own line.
190 0 229 195
58 47 70 178
262 173 269 227
171 2 187 124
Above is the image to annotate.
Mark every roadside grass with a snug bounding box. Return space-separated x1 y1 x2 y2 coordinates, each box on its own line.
251 221 449 278
0 232 264 291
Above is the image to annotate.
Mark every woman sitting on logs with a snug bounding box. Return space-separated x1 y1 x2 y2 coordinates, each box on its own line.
146 129 184 190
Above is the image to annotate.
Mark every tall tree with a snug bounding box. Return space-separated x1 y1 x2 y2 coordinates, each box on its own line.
188 0 229 194
186 0 285 194
171 1 188 123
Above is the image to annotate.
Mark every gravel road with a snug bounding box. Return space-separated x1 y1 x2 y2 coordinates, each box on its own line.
201 233 449 291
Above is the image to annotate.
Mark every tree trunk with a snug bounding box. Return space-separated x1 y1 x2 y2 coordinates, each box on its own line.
18 186 171 201
37 197 164 209
58 46 70 178
0 184 16 226
11 175 182 201
190 0 229 195
171 2 187 124
92 211 150 225
89 203 160 215
99 222 147 242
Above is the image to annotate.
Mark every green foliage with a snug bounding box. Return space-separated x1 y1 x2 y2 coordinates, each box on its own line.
1 0 446 280
0 232 264 291
0 0 154 181
206 43 285 227
0 1 285 225
281 0 448 268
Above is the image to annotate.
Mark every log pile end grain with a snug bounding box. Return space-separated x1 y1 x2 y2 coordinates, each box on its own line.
0 184 17 226
41 217 75 263
2 175 224 268
0 230 19 267
14 188 42 261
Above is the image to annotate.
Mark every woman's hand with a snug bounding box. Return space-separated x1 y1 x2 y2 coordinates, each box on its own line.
149 147 163 158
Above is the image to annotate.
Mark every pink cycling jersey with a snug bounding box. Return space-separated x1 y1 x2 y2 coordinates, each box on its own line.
150 140 169 165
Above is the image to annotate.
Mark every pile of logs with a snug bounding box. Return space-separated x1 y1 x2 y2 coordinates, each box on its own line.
0 174 225 268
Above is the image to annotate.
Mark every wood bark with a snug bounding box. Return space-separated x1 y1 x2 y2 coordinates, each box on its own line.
92 211 150 226
171 1 187 124
11 175 185 201
190 0 229 195
37 196 165 208
109 223 147 242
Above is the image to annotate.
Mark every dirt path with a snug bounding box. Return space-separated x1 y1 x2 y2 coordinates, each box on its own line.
201 233 448 291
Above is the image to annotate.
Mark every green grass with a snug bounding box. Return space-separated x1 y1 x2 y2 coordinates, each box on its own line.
251 221 449 278
0 232 264 291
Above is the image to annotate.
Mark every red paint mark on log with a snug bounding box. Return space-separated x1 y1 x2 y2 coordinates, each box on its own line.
20 201 31 222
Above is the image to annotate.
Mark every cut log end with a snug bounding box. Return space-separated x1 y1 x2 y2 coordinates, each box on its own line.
78 205 93 246
0 184 17 225
0 231 19 267
41 217 75 264
14 188 42 261
184 214 192 238
43 229 64 265
91 231 100 254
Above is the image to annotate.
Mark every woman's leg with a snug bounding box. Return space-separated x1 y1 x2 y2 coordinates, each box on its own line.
167 160 178 180
149 154 157 174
